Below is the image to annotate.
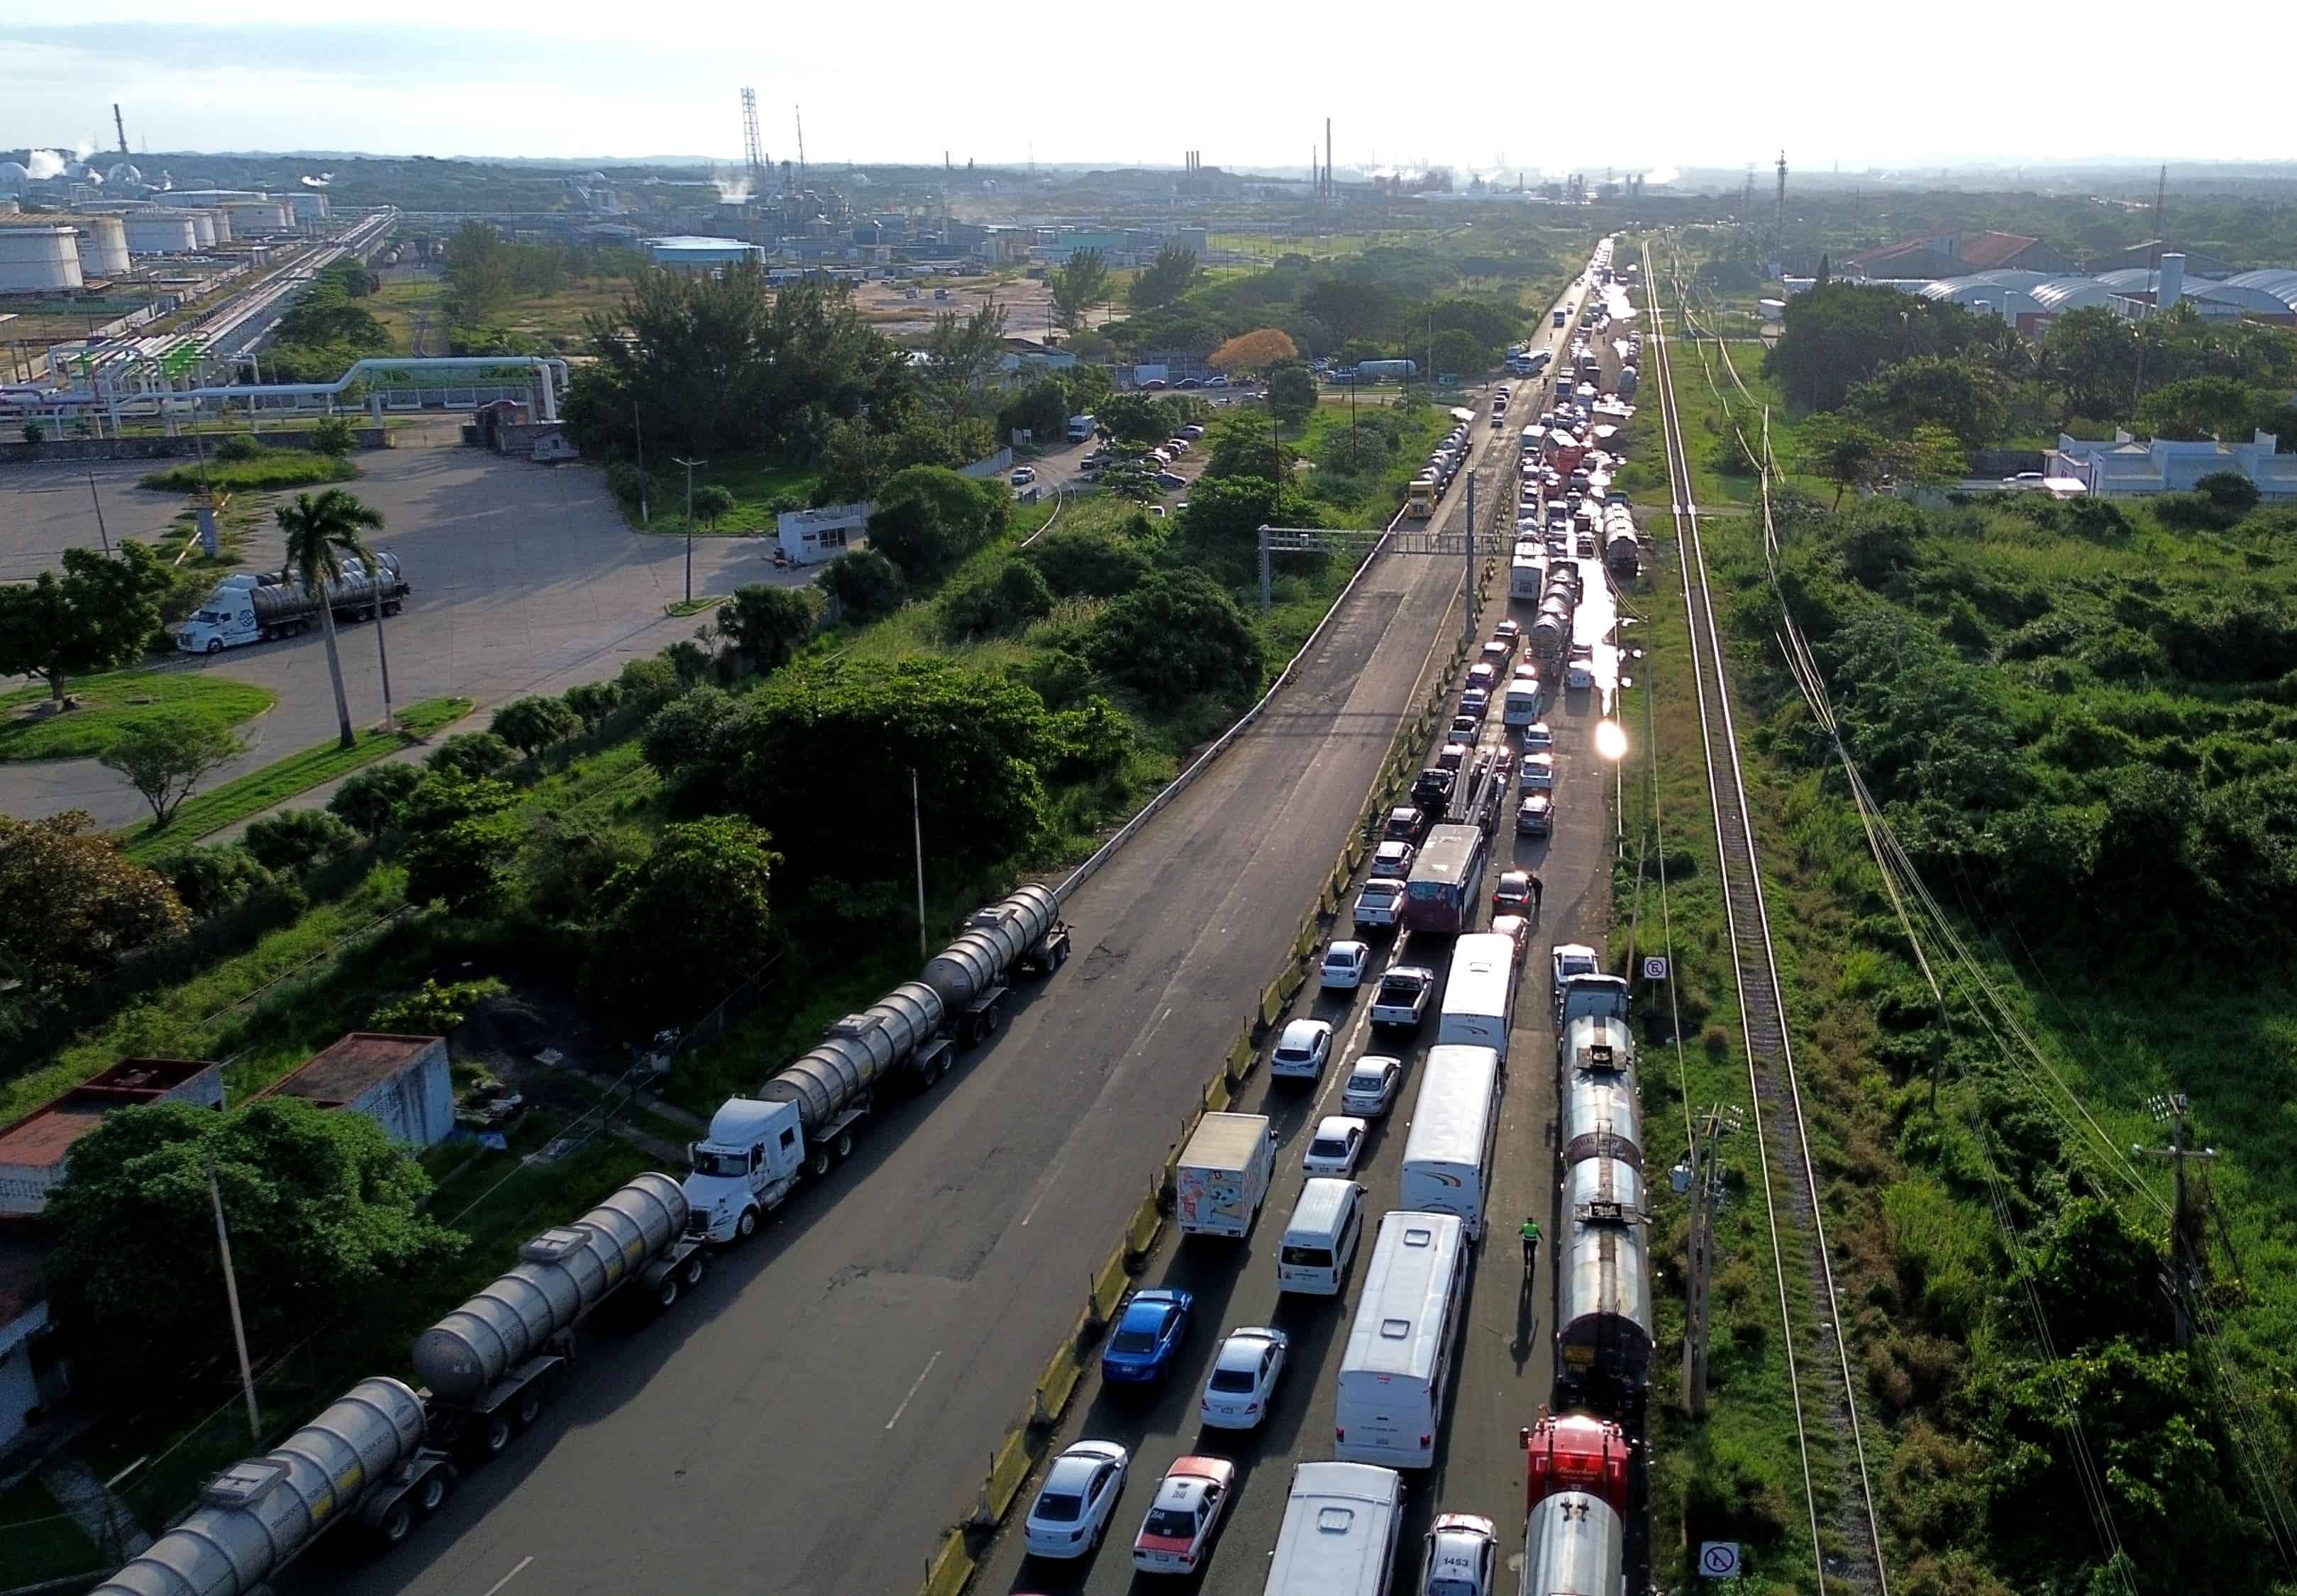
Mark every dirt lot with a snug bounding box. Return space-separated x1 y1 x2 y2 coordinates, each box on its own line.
851 272 1120 340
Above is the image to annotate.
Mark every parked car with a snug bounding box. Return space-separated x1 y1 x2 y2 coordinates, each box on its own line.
1176 377 1203 389
1180 423 1207 438
1270 1019 1334 1078
1517 792 1554 836
1011 466 1036 486
1371 841 1416 880
1341 1055 1405 1116
1102 1288 1194 1386
1419 1514 1499 1596
1354 879 1405 931
1320 941 1373 992
1131 1454 1238 1575
1493 870 1535 916
1205 375 1231 389
1371 967 1436 1029
1198 1326 1288 1430
1301 1116 1368 1176
1024 1440 1131 1558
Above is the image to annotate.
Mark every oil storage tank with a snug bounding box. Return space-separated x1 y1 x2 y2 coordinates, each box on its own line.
412 1173 689 1404
126 212 199 254
71 214 130 275
0 226 83 292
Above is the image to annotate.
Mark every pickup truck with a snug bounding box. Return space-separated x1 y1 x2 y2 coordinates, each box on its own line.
1371 967 1435 1030
1354 878 1405 931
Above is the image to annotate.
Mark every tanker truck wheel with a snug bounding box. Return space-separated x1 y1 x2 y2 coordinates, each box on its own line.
682 1252 707 1288
835 1131 855 1161
809 1146 831 1178
418 1470 452 1514
655 1272 682 1310
516 1390 541 1427
377 1502 414 1544
736 1206 760 1241
482 1413 514 1456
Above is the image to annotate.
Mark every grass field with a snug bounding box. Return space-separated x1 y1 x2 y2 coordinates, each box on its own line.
367 272 633 355
138 452 358 494
630 452 821 536
119 694 472 859
0 670 275 763
0 1478 99 1588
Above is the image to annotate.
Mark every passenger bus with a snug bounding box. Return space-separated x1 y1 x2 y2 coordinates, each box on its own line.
1333 1212 1468 1470
1437 932 1517 1063
1510 553 1546 601
1400 824 1489 937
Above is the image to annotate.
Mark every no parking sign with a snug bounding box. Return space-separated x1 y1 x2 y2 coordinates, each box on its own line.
1699 1541 1742 1578
1643 955 1670 982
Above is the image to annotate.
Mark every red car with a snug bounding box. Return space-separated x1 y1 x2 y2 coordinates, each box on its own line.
1132 1455 1237 1575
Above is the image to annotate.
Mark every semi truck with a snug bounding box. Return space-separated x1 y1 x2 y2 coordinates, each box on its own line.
680 885 1071 1243
1358 358 1418 382
175 554 408 653
93 1175 710 1596
1173 1112 1278 1238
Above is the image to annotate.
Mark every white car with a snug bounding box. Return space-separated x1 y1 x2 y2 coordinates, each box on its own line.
1566 660 1593 690
1521 720 1554 753
1131 1455 1237 1575
1420 1513 1498 1596
1270 1019 1334 1079
1354 878 1405 931
1320 941 1372 992
1302 1115 1368 1175
1520 753 1556 791
1371 841 1416 881
1010 465 1036 486
1023 1439 1130 1559
1341 1055 1404 1116
1198 1326 1289 1430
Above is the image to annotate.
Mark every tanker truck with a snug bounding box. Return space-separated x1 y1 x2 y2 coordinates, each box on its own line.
175 553 409 654
92 1175 706 1596
682 885 1071 1244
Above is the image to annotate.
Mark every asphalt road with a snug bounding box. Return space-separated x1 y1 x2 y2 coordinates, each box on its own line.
0 440 776 829
284 254 1612 1596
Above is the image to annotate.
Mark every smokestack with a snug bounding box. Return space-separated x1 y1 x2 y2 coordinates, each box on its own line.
2158 252 2185 309
1326 117 1333 203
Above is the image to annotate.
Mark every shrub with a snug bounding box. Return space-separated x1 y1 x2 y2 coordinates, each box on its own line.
616 655 681 703
1085 568 1261 709
149 844 276 919
214 435 265 462
369 976 505 1034
424 731 517 780
491 694 582 756
521 813 648 924
397 775 519 913
241 808 359 872
941 558 1055 641
309 416 358 458
662 638 712 686
2196 470 2262 516
328 761 424 836
819 548 906 621
563 678 623 727
1019 527 1153 599
641 685 735 775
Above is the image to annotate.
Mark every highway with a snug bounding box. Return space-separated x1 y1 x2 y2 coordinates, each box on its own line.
964 279 1637 1596
305 251 1609 1596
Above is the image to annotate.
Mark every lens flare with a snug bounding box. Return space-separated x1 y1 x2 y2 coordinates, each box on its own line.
1595 719 1629 762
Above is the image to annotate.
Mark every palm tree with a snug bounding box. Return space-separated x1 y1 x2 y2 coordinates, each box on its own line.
276 488 386 749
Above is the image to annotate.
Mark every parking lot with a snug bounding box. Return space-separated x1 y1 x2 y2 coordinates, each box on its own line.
0 440 784 829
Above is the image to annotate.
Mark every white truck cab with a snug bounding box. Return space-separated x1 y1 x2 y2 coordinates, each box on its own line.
682 1097 808 1243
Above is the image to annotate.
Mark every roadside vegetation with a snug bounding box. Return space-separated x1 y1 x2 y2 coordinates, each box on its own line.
0 669 273 763
1623 254 2297 1593
138 440 359 494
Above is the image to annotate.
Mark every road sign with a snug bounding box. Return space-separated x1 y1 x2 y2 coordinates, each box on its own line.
1699 1542 1742 1578
1643 956 1670 982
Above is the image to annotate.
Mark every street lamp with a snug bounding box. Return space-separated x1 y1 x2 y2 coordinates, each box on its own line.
672 455 708 604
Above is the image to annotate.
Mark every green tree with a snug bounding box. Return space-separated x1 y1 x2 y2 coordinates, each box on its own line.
1766 282 1993 411
1844 355 2010 450
1171 475 1324 587
443 220 517 326
997 378 1071 446
424 731 517 780
1087 569 1262 709
1427 328 1487 381
275 488 387 748
1798 412 1892 508
490 694 583 756
43 1099 462 1387
0 812 186 1021
1894 423 1968 489
941 558 1055 641
99 721 245 826
309 416 358 458
690 483 736 529
722 583 819 672
640 684 736 776
328 761 424 836
2139 376 2264 440
1049 248 1112 331
1301 280 1403 346
1128 244 1201 310
0 543 172 706
820 548 907 619
924 299 1009 403
867 465 1012 582
1099 393 1171 445
2037 306 2140 425
694 659 1051 894
1266 361 1319 428
149 843 276 920
241 808 358 872
585 816 780 1039
1020 527 1152 598
397 774 520 912
563 679 624 728
1202 411 1293 484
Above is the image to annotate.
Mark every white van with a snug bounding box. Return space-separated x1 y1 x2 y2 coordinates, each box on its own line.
1277 1177 1367 1295
1333 1212 1468 1470
1261 1461 1404 1596
1400 1046 1502 1238
1435 933 1518 1063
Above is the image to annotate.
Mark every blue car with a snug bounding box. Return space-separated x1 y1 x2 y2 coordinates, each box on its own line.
1101 1288 1194 1386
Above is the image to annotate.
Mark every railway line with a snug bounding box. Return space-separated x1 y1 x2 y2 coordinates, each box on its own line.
1639 240 1889 1595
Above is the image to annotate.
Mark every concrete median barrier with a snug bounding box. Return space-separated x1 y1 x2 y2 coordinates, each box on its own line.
1258 977 1285 1030
921 1531 975 1596
1226 1031 1254 1082
1089 1243 1129 1323
973 1427 1034 1528
1029 1341 1085 1427
1125 1189 1163 1260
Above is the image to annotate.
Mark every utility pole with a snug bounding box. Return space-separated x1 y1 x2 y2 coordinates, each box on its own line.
1463 472 1476 645
632 401 648 526
206 1160 263 1444
1675 1105 1739 1419
86 471 111 554
672 457 707 604
911 768 929 960
2135 1091 2215 1350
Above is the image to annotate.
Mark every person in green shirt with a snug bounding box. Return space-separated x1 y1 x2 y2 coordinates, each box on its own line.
1520 1217 1541 1271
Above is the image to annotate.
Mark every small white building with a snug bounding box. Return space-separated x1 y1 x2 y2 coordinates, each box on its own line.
2050 430 2297 501
777 501 873 565
258 1032 453 1149
645 235 767 275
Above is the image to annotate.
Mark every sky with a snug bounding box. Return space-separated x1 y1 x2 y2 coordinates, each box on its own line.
4 1 2294 177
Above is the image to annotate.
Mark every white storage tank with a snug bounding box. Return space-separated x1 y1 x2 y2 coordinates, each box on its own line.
0 226 84 292
190 208 228 243
73 215 131 275
287 192 328 223
223 201 289 233
126 214 199 254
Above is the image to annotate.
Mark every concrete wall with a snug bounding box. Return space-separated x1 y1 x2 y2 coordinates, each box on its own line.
0 428 389 467
343 1037 455 1149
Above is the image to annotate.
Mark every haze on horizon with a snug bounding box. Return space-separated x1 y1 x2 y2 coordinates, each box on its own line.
4 0 2293 178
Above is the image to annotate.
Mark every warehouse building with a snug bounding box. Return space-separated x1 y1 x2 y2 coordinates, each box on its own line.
644 234 766 275
2051 428 2297 500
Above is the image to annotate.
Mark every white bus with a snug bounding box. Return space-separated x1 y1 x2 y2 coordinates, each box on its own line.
1437 933 1518 1063
1261 1461 1405 1596
1400 1046 1502 1238
1510 553 1546 601
1333 1212 1468 1470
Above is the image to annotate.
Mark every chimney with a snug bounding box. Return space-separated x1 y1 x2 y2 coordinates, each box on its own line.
2157 252 2185 309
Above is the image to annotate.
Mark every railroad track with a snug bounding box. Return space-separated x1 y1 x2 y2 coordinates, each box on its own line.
1640 239 1888 1596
